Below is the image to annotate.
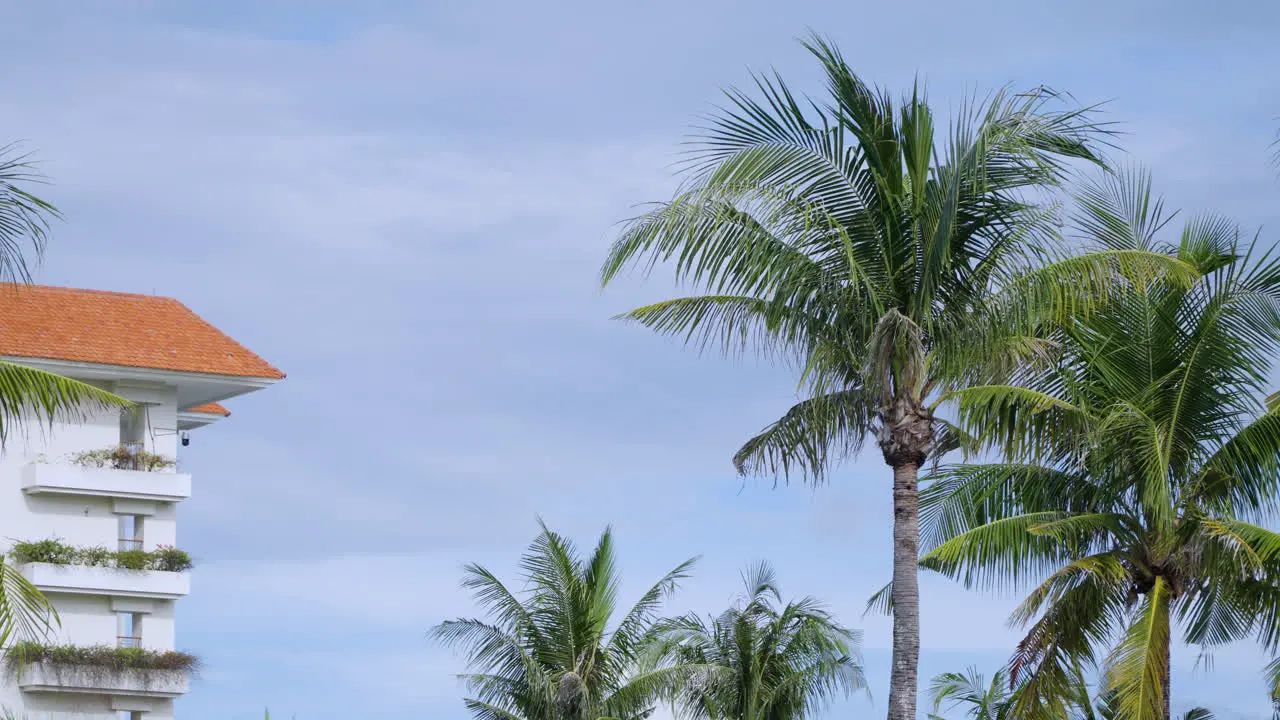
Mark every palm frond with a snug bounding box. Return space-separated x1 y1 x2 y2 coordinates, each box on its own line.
0 559 56 647
1104 577 1171 720
732 388 876 483
0 145 59 285
0 360 131 447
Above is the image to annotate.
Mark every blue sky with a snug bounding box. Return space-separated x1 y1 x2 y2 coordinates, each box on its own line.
4 1 1280 717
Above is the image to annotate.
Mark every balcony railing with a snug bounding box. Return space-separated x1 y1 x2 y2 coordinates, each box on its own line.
21 463 192 503
117 636 141 649
8 642 196 699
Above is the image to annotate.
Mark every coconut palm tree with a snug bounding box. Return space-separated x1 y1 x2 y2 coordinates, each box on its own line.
599 35 1191 720
431 521 698 720
0 144 129 648
647 562 865 720
919 170 1280 720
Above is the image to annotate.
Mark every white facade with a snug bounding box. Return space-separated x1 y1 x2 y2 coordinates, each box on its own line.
0 359 277 720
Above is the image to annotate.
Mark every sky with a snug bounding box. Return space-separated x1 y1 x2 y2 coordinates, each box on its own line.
2 1 1280 718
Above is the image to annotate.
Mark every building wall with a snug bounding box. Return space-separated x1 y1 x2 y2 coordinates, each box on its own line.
0 379 188 718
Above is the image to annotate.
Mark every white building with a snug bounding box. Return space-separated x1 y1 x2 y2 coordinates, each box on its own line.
0 285 284 719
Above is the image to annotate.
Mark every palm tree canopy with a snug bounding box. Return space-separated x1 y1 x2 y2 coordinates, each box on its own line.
600 34 1193 482
646 562 865 720
431 521 699 720
920 169 1280 720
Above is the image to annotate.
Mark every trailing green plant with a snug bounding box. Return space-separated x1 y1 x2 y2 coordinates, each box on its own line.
68 445 174 472
5 641 198 673
9 539 193 572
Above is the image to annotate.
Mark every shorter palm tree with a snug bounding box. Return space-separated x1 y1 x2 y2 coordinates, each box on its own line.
431 520 698 720
647 562 866 720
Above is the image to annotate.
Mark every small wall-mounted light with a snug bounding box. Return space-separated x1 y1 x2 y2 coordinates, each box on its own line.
181 432 191 447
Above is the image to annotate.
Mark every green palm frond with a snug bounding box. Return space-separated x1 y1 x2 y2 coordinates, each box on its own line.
732 387 877 482
1105 577 1171 720
864 581 893 617
944 385 1091 463
0 559 57 647
0 331 130 449
0 145 59 285
920 512 1080 590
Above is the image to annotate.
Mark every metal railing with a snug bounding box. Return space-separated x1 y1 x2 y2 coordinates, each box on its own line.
117 538 144 552
115 442 145 471
116 636 141 649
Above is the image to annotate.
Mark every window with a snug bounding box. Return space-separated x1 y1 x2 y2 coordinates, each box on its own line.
118 515 144 552
119 405 147 446
117 612 142 648
116 712 143 720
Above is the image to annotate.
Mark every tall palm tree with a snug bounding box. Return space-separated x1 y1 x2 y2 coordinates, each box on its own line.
920 170 1280 720
0 144 129 647
647 562 866 720
600 35 1189 720
431 521 698 720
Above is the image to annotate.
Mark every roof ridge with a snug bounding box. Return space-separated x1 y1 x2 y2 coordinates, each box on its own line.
0 283 182 302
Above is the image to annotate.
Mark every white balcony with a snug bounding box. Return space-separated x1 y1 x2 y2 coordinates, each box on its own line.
19 563 190 600
18 663 189 698
21 463 191 503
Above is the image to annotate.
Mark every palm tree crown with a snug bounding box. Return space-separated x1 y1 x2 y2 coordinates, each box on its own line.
648 562 866 720
431 521 698 720
921 171 1280 720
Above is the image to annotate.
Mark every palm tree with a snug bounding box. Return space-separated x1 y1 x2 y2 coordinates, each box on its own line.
599 35 1189 720
647 562 866 719
0 144 129 648
920 170 1280 720
431 521 698 720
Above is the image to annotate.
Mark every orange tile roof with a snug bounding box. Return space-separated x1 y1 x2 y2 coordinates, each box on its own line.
0 284 285 379
184 402 230 417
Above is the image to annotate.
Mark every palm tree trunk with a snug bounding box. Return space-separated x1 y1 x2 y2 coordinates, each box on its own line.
887 459 921 720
